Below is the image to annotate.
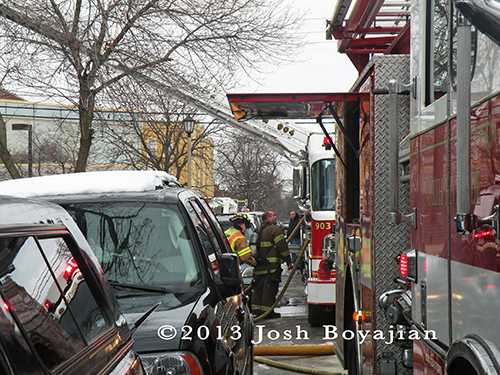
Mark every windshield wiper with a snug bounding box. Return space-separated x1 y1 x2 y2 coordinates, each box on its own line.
131 302 162 334
108 281 177 294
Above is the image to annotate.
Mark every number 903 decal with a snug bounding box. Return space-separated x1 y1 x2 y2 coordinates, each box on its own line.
314 222 332 230
157 324 242 341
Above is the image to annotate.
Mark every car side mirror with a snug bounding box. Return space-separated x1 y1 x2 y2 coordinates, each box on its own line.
218 253 242 297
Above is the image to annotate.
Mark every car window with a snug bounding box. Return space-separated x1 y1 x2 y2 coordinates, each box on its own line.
190 200 228 254
185 201 222 277
0 235 110 370
243 227 255 242
196 201 232 253
218 218 232 232
0 295 35 374
217 214 255 243
65 202 201 287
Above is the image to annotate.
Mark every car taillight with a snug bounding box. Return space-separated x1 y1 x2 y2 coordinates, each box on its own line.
352 310 366 322
126 357 145 375
183 355 203 375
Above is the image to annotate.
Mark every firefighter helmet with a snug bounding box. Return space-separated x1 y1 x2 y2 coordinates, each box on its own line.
230 213 251 228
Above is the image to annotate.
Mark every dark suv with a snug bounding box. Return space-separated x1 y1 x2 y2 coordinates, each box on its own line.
0 195 144 375
0 171 254 375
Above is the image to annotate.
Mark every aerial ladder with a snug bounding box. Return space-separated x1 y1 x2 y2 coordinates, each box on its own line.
0 2 308 159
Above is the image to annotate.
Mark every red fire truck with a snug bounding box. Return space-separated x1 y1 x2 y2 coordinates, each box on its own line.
228 0 500 373
329 0 500 373
294 132 337 326
227 92 340 326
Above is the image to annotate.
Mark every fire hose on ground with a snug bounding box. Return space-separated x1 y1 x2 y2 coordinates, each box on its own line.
253 355 345 375
245 215 346 374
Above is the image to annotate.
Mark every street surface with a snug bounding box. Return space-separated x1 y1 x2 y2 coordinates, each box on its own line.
252 254 347 375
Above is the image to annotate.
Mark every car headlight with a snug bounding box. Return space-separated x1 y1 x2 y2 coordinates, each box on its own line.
140 352 204 375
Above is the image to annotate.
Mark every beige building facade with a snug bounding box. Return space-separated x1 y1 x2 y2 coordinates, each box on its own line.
0 92 214 197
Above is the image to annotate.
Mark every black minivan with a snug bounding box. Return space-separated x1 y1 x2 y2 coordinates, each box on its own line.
0 171 254 375
0 195 145 375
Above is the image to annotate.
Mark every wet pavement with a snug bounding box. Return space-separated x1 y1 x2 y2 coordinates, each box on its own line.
252 263 347 375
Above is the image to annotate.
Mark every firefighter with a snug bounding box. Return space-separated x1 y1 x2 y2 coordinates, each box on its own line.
252 210 292 319
287 211 301 245
224 213 256 266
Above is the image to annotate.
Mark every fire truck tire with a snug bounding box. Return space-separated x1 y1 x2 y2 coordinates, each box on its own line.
307 304 335 327
446 334 500 375
245 340 253 375
346 319 359 375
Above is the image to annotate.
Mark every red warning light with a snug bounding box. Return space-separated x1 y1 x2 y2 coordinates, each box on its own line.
318 258 330 280
400 253 408 278
63 258 78 280
352 310 366 322
66 263 75 274
473 230 493 238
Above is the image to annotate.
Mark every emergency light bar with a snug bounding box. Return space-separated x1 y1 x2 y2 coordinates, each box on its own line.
226 92 361 120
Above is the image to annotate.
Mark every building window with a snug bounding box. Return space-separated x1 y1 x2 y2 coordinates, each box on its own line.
147 139 157 155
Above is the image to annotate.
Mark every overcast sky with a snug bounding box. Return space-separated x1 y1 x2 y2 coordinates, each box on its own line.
231 0 358 94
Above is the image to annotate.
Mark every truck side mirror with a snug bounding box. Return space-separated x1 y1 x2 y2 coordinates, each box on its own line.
293 166 307 200
217 253 242 297
455 0 500 47
348 234 360 253
493 205 500 239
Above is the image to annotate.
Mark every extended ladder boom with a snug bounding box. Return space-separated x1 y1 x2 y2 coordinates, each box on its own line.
0 2 308 158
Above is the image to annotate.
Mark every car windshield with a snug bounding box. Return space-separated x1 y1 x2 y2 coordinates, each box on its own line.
64 202 201 289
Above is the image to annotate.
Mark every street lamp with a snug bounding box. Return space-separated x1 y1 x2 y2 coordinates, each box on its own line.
12 123 33 177
183 116 195 189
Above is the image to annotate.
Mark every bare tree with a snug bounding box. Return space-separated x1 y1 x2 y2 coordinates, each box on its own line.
0 0 303 173
33 122 80 175
215 131 288 211
0 113 21 178
97 78 220 192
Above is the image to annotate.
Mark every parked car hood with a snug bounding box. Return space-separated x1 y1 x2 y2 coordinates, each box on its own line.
118 289 205 353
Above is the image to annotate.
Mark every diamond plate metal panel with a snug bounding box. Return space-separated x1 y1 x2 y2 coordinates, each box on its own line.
372 54 411 374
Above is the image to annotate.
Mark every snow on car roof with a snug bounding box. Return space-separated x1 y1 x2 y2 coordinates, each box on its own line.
0 170 179 198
